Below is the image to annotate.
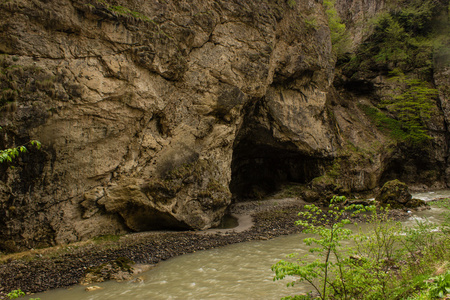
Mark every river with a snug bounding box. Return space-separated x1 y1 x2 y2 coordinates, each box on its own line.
32 191 449 300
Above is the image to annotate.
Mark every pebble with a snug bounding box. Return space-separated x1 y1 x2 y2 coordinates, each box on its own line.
85 286 103 292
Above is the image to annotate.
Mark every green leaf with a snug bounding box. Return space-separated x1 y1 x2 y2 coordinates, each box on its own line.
30 140 42 150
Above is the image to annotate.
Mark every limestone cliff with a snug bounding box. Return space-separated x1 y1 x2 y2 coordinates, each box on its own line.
0 0 448 251
332 0 450 191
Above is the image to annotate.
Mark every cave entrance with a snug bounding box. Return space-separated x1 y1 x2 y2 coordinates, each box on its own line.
229 99 330 200
379 147 445 188
230 142 327 199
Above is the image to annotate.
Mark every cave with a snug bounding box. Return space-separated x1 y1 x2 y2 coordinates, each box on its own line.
230 141 329 199
229 99 331 200
379 147 446 187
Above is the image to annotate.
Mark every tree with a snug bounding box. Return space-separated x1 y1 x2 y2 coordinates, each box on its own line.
382 77 438 146
272 196 370 300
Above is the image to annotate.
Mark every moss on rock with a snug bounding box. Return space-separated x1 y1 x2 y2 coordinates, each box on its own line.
376 179 428 209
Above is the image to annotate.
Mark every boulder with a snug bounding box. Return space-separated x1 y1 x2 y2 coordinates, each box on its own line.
80 257 134 285
375 180 427 209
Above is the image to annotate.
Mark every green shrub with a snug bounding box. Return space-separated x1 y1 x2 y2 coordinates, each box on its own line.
0 126 41 163
272 196 370 300
358 75 437 147
358 104 409 142
273 198 450 299
323 0 350 56
6 289 40 300
381 77 437 146
342 0 448 78
7 290 25 299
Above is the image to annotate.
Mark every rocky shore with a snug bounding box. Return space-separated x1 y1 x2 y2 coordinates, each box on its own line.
0 198 410 298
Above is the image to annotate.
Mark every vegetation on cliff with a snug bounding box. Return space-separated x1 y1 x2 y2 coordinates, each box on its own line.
0 127 40 163
342 0 449 77
338 0 448 146
324 0 348 56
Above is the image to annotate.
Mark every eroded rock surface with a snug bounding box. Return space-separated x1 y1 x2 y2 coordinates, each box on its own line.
0 0 338 250
0 0 448 250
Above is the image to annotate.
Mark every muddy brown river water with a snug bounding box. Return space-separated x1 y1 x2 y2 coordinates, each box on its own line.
33 191 448 300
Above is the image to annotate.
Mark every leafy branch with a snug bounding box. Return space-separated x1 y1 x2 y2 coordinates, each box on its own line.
272 196 372 300
0 126 41 163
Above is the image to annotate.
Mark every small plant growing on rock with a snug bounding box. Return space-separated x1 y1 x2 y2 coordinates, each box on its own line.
287 0 297 9
0 126 41 163
5 289 40 300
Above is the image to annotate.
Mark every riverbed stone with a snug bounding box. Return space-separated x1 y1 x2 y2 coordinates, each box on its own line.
376 180 411 208
80 257 134 285
375 180 427 209
85 286 103 292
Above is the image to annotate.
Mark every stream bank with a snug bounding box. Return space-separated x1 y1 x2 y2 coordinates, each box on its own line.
0 197 413 297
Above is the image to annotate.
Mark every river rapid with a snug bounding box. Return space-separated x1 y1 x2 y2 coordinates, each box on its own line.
32 191 449 300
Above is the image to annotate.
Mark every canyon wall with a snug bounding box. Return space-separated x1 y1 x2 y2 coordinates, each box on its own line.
0 0 448 251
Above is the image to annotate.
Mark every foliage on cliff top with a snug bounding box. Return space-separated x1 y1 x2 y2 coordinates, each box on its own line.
337 0 447 147
324 0 349 56
342 0 449 79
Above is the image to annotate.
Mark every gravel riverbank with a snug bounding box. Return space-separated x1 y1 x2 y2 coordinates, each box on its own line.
0 198 410 297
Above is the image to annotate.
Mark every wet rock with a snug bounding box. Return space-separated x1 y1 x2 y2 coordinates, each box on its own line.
407 198 428 209
376 180 412 208
80 257 134 285
375 180 427 209
300 189 321 203
85 286 103 292
132 264 156 276
131 276 145 283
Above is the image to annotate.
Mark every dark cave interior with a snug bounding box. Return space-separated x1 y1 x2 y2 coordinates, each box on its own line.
230 141 328 199
229 99 332 200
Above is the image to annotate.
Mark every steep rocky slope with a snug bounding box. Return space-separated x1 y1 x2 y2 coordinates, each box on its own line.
333 0 450 190
0 0 448 251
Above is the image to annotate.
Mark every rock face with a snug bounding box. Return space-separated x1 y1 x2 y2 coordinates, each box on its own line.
0 0 337 250
80 257 134 285
0 0 448 250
